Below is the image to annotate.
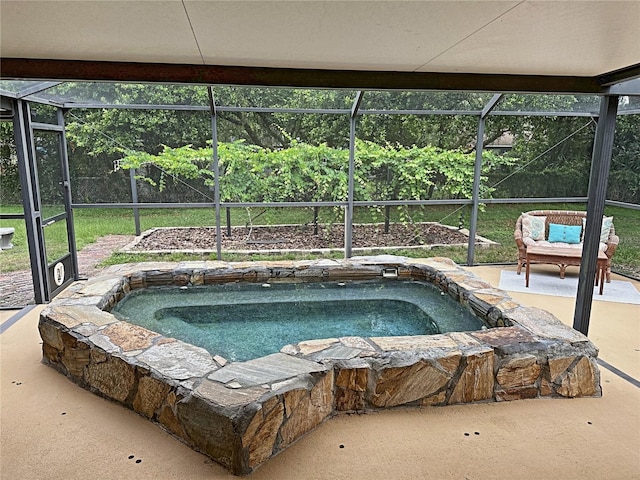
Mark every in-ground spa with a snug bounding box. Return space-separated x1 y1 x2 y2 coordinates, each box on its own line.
39 256 601 475
111 279 487 362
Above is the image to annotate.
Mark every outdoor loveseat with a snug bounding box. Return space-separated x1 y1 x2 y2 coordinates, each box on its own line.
514 210 619 282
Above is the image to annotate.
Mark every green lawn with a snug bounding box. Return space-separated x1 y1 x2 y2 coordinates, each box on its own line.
1 203 638 279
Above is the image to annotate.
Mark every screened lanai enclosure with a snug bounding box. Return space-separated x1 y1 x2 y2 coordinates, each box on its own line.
1 79 639 335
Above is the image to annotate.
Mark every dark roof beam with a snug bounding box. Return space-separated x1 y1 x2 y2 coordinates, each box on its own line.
0 58 605 94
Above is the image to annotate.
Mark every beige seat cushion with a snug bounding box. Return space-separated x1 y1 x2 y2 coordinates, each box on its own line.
523 237 607 252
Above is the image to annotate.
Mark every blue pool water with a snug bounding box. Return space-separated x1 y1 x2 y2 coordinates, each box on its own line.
112 280 486 362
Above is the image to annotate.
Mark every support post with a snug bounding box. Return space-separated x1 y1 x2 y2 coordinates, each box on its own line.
129 168 141 236
467 118 484 266
208 87 222 260
13 99 48 303
345 115 356 258
467 94 503 266
313 206 319 235
384 205 391 233
573 95 619 336
57 108 79 280
345 91 364 258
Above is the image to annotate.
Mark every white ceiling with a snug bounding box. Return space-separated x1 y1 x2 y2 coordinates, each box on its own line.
1 0 639 79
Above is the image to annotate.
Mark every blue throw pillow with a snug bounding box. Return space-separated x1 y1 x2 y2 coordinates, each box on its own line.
548 223 582 244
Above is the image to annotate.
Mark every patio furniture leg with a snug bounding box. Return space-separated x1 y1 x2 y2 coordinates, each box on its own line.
517 259 523 275
593 259 606 295
559 264 566 279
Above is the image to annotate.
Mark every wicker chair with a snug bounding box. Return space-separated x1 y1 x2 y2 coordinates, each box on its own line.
514 210 619 282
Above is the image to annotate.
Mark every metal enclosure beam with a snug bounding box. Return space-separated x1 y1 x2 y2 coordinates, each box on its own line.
351 91 364 117
598 62 640 87
56 108 79 281
208 86 222 260
17 81 63 99
573 95 619 335
605 200 640 210
606 78 640 95
467 94 503 265
481 94 505 118
1 95 14 114
129 169 141 235
345 91 364 258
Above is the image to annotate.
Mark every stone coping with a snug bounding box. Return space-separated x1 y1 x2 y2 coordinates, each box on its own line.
121 222 498 255
39 256 600 475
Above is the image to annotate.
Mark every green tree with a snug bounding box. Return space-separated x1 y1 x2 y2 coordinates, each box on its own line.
0 122 21 203
609 113 640 203
117 139 511 204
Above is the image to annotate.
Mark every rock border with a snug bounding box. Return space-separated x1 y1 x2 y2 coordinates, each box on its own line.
39 256 600 475
120 222 498 255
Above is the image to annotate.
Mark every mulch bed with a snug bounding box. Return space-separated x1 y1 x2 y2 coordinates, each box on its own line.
130 223 473 252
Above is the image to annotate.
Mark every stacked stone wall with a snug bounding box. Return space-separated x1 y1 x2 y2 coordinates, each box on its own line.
39 256 600 475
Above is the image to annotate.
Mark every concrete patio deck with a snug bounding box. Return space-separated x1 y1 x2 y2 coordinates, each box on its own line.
1 264 638 480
